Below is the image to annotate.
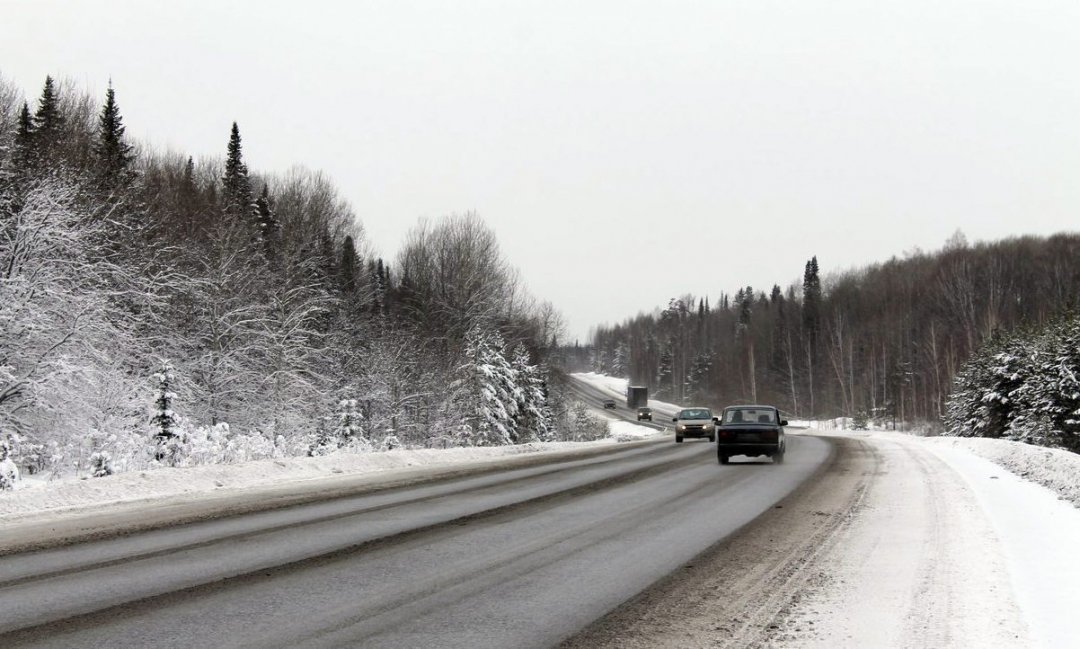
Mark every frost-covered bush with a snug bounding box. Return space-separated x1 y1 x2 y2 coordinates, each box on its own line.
89 451 113 477
0 437 19 490
378 433 402 452
560 401 611 442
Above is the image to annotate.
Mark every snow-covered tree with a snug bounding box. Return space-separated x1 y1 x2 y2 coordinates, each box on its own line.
150 360 182 465
611 342 629 378
0 436 19 490
0 179 143 444
334 397 368 449
511 344 552 443
452 325 517 446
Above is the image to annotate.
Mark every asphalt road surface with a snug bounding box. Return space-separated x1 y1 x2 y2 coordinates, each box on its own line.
0 433 832 648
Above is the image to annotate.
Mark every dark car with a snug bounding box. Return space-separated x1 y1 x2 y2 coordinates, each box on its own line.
715 405 787 464
637 407 652 421
602 399 617 410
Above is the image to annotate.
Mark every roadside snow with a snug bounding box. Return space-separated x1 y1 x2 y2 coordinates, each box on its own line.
926 443 1080 649
572 372 681 413
925 435 1080 508
0 434 660 521
780 428 1080 648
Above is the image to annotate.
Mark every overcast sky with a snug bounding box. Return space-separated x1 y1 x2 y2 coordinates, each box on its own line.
3 0 1079 341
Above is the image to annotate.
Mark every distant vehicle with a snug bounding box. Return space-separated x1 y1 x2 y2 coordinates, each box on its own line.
672 407 715 443
715 405 787 465
602 399 617 410
626 385 648 409
637 407 652 421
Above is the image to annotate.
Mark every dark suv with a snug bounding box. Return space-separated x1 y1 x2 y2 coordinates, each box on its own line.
715 405 787 464
637 407 652 421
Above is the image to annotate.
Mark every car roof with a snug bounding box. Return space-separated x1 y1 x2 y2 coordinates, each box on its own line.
725 404 777 409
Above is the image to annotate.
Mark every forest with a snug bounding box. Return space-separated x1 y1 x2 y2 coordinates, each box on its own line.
0 75 600 483
581 233 1080 433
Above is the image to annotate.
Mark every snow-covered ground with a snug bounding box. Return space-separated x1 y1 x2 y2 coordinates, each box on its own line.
572 372 681 413
782 428 1080 648
4 383 1078 647
0 434 663 521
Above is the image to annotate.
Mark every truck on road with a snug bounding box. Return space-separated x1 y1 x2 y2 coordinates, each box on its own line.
626 385 648 409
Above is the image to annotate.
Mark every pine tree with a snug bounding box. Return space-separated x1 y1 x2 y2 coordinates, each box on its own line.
802 256 822 414
11 102 35 172
511 343 551 443
151 360 183 465
94 82 135 188
221 122 254 222
339 235 360 295
454 326 517 446
30 76 65 169
334 398 368 449
254 184 280 262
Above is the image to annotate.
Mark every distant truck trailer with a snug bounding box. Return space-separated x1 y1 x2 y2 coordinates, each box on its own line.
626 385 648 409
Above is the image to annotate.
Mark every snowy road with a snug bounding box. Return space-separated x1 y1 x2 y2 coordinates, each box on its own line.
0 435 830 648
562 432 1066 648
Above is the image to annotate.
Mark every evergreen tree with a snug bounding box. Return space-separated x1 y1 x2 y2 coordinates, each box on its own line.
151 360 183 465
454 326 517 446
802 256 822 414
94 82 135 188
511 343 551 443
334 398 368 448
221 122 254 221
10 102 34 173
254 184 280 262
30 76 65 169
339 235 360 295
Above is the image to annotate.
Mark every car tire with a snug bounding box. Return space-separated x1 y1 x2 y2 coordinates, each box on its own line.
774 448 785 464
676 435 684 443
718 452 729 465
708 434 716 443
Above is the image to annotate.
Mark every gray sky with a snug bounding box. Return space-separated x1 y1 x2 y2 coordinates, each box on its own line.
3 0 1079 341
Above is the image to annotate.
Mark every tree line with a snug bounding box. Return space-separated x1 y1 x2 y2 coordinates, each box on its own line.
582 232 1080 429
0 75 589 482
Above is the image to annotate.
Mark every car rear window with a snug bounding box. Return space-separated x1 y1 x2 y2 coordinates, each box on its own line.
724 408 776 424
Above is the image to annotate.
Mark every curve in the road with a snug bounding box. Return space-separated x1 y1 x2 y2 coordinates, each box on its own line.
1 436 832 649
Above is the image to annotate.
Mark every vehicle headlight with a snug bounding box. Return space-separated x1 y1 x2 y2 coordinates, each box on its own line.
678 424 685 430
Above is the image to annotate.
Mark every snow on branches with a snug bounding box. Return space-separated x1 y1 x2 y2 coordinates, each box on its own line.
450 326 554 447
946 317 1080 452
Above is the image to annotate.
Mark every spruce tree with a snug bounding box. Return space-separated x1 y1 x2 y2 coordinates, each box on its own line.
11 102 34 171
94 82 134 188
221 122 254 221
339 235 360 294
31 76 65 168
254 184 280 262
151 360 183 465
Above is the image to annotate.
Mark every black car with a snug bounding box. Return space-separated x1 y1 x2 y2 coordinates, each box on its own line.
636 407 652 421
715 405 787 464
602 399 617 410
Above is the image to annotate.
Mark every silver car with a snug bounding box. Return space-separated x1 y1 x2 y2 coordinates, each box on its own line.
672 407 715 443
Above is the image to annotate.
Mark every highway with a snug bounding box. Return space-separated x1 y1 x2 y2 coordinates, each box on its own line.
0 380 834 648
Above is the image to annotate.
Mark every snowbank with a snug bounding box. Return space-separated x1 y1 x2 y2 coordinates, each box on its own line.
0 431 663 520
925 436 1080 508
